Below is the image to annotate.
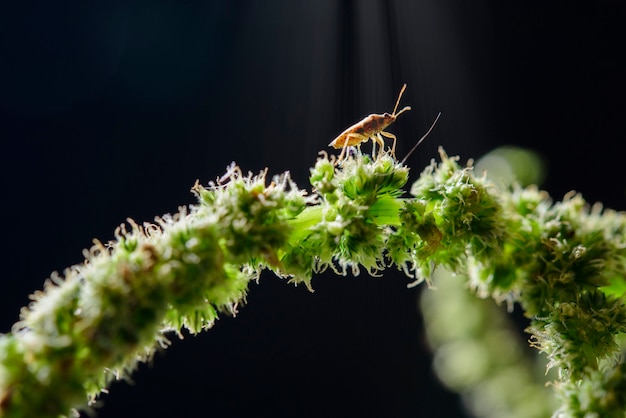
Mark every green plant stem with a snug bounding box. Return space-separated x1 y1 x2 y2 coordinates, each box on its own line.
1 148 626 417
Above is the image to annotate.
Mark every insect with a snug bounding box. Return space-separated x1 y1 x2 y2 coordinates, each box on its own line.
329 83 411 162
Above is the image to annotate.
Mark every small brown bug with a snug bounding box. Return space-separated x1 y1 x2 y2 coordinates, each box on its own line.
329 84 411 162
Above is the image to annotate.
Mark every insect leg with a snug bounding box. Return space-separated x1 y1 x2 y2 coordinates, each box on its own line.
337 133 368 163
380 131 397 157
370 135 377 159
371 133 383 159
337 136 350 163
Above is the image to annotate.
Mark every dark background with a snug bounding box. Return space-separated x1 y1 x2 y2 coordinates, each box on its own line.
1 2 624 417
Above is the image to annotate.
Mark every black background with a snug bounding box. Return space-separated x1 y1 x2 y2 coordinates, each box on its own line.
1 2 624 417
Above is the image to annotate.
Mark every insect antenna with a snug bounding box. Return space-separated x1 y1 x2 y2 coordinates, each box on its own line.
392 83 411 116
400 112 442 165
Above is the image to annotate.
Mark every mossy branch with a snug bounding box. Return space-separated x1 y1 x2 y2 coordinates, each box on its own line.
1 148 626 417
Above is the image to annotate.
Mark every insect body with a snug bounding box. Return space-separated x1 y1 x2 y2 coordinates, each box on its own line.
329 84 411 162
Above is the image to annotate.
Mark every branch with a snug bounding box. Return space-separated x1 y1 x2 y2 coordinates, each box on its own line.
1 148 626 417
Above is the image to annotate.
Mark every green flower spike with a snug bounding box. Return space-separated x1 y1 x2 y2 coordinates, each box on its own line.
2 146 626 418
